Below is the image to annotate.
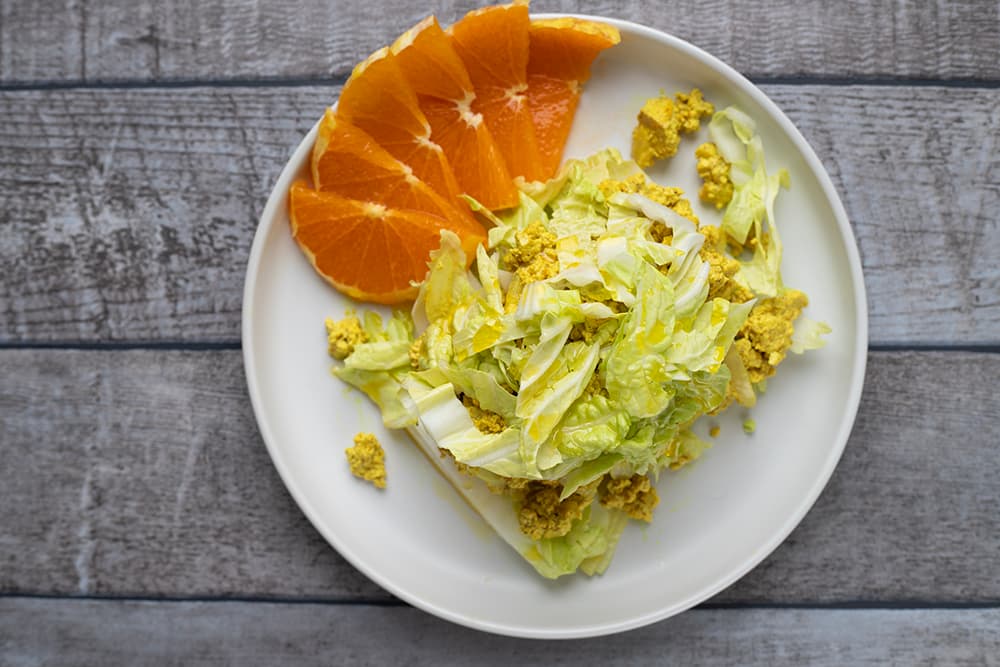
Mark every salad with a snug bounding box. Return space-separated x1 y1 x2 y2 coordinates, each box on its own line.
326 105 829 579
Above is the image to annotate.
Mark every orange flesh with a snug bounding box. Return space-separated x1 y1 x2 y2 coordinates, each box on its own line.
393 16 521 209
527 18 621 177
449 2 546 182
337 47 463 204
311 110 482 235
287 5 622 305
289 181 483 304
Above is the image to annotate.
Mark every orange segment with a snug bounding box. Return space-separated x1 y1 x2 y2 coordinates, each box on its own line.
448 1 546 183
527 17 620 81
420 97 520 210
287 6 623 305
527 18 621 177
311 109 483 237
337 47 462 204
391 16 473 102
392 16 520 210
289 181 483 304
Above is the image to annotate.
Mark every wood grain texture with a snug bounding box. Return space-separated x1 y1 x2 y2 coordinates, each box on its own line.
0 86 334 342
1 349 998 603
2 598 998 665
1 0 999 83
0 84 997 344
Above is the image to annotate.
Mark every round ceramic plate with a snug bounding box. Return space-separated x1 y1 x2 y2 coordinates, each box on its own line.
243 16 867 639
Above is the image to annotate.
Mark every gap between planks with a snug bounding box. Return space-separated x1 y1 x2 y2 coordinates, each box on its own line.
2 74 1000 94
3 592 1000 611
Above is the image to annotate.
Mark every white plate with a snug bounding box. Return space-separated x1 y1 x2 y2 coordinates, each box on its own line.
242 16 867 639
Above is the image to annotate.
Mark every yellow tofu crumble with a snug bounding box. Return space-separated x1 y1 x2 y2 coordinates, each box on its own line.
698 225 754 303
502 220 559 312
325 316 367 360
517 483 592 540
599 474 659 522
734 289 809 383
695 142 734 209
599 172 698 225
345 432 386 489
462 395 507 434
631 88 714 168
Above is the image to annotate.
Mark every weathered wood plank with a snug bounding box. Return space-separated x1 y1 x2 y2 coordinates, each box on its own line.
0 84 997 344
0 86 334 342
2 0 999 83
2 598 998 664
1 349 997 603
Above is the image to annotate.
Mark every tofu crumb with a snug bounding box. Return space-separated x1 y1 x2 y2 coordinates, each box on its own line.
660 435 703 471
698 225 754 303
599 172 698 226
505 476 555 493
674 89 715 133
695 142 734 209
632 97 680 168
600 474 659 522
502 221 559 312
569 318 604 344
462 395 507 434
345 433 386 489
325 316 367 360
517 482 591 540
743 419 756 434
506 221 559 283
631 88 714 168
709 425 721 438
582 370 606 396
734 289 809 383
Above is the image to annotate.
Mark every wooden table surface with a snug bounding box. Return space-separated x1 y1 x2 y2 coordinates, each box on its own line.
2 1 998 663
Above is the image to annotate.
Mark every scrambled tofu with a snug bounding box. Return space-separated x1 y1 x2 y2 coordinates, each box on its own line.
325 316 367 360
506 221 559 283
695 142 734 209
599 172 698 225
632 97 680 168
583 370 606 396
698 225 753 303
568 318 604 344
631 88 714 168
659 435 702 471
517 482 592 540
345 432 386 489
462 395 507 434
733 289 809 383
503 221 559 312
674 89 715 133
648 220 672 244
599 474 658 522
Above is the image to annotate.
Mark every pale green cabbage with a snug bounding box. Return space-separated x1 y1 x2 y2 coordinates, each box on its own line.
327 128 829 579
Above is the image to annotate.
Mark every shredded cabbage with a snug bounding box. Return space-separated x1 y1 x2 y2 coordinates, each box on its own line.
327 114 830 579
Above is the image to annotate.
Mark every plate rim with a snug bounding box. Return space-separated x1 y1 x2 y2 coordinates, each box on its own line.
241 14 869 639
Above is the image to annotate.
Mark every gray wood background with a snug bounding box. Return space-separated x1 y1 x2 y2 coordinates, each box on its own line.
1 0 998 663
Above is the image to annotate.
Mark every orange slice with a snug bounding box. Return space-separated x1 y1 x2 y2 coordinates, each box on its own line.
287 6 623 305
289 182 483 304
392 16 520 210
448 1 546 183
337 47 463 205
527 18 621 177
311 109 482 236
